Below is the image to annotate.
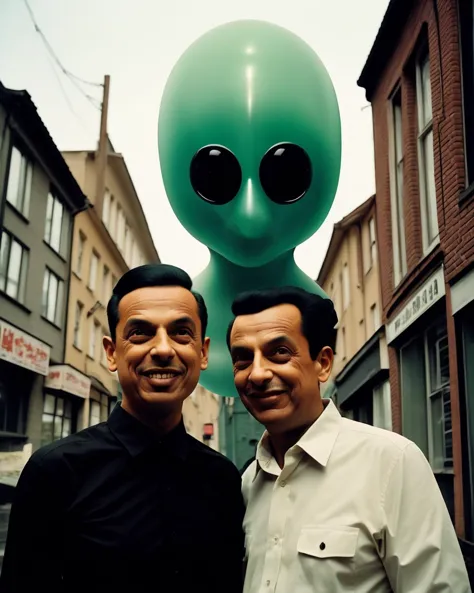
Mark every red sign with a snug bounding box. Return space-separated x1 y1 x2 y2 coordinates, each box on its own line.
203 423 214 436
45 365 91 398
0 320 50 375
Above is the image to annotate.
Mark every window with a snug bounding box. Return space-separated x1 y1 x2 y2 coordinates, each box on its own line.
369 217 377 267
100 327 108 366
102 265 110 303
41 394 75 446
6 146 32 217
117 207 126 250
338 326 346 360
102 189 111 226
373 381 392 430
44 192 64 253
389 89 407 284
460 0 474 184
109 197 117 240
416 52 438 250
0 232 29 303
342 263 350 310
400 320 452 471
88 252 99 291
76 232 86 276
42 269 64 326
88 319 100 359
426 323 452 470
371 302 380 333
111 274 118 292
73 301 84 349
89 400 101 426
124 225 132 264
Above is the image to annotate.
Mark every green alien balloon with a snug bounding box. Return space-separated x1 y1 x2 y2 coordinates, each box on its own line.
158 20 341 397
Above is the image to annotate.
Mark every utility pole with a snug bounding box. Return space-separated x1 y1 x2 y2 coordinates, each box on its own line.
94 74 110 219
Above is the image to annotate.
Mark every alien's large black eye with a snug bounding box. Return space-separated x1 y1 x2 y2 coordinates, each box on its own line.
190 145 242 205
259 143 312 204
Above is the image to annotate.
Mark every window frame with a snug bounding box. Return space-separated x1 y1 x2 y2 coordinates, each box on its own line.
5 144 33 218
42 268 64 327
88 251 99 291
73 301 84 349
44 191 65 254
415 50 439 252
41 393 76 446
0 231 29 304
388 87 407 285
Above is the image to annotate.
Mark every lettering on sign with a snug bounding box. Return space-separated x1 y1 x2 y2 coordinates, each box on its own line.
387 267 445 343
0 321 50 375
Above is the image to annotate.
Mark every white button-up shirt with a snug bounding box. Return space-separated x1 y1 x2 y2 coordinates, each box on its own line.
242 399 470 593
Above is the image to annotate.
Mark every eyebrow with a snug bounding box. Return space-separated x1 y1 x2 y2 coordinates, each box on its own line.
230 335 296 358
170 316 197 331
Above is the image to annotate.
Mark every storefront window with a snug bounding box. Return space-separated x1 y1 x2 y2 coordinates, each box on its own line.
41 393 75 446
400 319 452 471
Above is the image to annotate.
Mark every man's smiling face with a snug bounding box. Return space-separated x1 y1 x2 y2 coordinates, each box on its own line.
104 285 209 417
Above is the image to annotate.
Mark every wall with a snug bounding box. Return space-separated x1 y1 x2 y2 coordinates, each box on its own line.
182 384 220 451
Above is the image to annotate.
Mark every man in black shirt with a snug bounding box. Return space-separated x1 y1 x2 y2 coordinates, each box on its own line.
0 264 245 593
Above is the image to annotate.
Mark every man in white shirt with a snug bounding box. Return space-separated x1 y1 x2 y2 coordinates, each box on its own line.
226 286 470 592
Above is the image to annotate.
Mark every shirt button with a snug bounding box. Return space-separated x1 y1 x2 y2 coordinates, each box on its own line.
274 536 279 544
266 580 271 586
280 480 286 487
320 542 326 550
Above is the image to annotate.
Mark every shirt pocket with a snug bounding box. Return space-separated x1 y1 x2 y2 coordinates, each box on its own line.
297 525 359 559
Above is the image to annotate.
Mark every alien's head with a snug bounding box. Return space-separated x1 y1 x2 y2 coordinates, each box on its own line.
158 20 341 268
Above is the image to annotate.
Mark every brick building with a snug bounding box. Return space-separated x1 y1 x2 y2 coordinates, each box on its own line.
358 0 474 544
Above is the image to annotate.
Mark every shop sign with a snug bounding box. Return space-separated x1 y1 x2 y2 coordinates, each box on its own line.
387 266 445 343
0 320 50 375
45 365 91 399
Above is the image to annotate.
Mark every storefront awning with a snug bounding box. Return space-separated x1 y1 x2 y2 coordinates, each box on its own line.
0 320 50 375
336 332 386 407
44 365 91 398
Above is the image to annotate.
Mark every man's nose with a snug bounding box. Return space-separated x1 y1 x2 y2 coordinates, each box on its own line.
248 355 273 386
149 330 174 359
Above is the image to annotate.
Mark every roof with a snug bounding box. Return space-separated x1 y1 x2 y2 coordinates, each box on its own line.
357 0 415 100
0 81 89 213
317 195 375 285
63 140 159 262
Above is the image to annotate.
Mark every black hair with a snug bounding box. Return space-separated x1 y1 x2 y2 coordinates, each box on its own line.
226 286 338 360
106 263 207 342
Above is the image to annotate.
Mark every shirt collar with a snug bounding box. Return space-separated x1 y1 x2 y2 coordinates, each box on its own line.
254 398 342 480
107 404 189 461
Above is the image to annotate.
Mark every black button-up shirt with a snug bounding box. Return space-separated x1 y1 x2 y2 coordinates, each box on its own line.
0 405 245 593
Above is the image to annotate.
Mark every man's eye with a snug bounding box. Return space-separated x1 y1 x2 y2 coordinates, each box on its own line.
129 329 147 338
176 328 192 336
273 347 290 357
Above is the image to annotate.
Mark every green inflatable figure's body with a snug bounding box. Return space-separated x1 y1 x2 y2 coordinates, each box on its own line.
158 20 341 397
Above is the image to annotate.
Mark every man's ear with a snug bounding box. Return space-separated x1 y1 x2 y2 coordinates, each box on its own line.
200 337 210 371
103 336 117 372
316 346 334 383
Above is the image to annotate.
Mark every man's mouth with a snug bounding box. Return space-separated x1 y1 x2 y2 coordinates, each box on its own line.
140 369 183 390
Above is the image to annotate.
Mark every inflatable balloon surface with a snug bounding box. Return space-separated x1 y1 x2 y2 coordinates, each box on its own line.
158 20 341 397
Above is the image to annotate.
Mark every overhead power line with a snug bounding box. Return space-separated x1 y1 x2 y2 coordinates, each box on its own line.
22 0 102 111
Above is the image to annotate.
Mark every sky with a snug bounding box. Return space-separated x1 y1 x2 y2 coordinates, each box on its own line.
0 0 389 280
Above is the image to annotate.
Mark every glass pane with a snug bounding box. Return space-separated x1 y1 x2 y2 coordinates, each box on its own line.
23 162 32 218
64 399 72 418
53 416 62 440
6 240 22 299
62 418 71 438
41 414 54 446
55 397 64 416
430 391 444 471
394 104 403 161
43 394 56 414
42 271 49 317
47 273 58 322
0 233 11 290
423 130 438 244
55 279 64 326
44 194 54 243
18 248 28 304
89 254 98 289
421 56 432 125
6 147 22 210
50 197 63 252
